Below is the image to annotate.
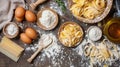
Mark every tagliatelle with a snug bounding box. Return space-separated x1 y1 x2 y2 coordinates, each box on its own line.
73 0 86 6
92 0 106 10
70 4 82 16
59 24 83 47
70 0 106 19
84 39 120 66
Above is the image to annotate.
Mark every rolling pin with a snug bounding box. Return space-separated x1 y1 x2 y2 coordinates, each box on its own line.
30 0 47 10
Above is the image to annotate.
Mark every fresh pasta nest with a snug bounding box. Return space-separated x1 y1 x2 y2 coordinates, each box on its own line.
84 39 120 66
69 0 113 23
58 22 83 47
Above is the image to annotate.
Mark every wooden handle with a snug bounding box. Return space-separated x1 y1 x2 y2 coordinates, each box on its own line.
27 47 43 63
30 0 47 10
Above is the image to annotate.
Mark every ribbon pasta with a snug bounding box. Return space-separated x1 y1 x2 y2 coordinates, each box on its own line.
59 24 83 47
70 0 106 19
84 39 120 66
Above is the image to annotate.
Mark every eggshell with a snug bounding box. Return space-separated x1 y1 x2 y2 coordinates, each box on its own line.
15 16 24 22
20 33 32 44
25 10 36 22
25 28 37 39
15 7 25 18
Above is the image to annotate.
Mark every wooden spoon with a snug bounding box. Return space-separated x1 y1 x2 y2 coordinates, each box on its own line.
30 0 47 10
27 36 53 63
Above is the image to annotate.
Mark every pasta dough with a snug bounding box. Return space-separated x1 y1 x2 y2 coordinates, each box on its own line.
84 39 120 66
70 0 106 19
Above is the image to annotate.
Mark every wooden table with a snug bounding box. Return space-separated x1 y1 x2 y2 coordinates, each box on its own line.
0 0 120 67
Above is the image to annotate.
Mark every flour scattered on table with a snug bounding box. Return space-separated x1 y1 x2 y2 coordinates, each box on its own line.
25 32 81 67
50 1 63 16
73 39 87 56
39 33 63 66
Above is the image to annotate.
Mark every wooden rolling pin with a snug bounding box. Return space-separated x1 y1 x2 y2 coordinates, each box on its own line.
30 0 47 10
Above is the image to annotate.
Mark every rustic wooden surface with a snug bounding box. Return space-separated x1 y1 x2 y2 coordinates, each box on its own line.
0 0 120 67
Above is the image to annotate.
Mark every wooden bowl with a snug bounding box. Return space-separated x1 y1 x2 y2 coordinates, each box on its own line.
37 8 58 30
3 22 19 38
58 21 84 47
68 0 113 23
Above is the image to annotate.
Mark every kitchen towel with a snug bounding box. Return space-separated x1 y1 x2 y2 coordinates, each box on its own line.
0 0 25 30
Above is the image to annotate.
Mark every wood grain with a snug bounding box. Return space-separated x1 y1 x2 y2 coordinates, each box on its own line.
0 0 120 67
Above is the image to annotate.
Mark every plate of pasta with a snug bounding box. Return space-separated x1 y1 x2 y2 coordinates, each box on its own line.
68 0 113 23
58 21 84 47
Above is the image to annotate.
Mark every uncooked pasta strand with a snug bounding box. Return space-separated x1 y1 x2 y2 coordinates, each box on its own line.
71 0 106 19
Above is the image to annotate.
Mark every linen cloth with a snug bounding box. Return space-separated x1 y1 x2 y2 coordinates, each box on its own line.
0 0 25 30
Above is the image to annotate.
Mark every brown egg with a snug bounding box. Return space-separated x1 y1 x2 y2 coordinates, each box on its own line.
25 10 36 22
20 33 32 44
15 16 24 22
15 6 25 18
25 28 37 39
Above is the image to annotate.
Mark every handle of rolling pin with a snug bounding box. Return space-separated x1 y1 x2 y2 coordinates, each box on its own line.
27 47 43 63
30 0 47 10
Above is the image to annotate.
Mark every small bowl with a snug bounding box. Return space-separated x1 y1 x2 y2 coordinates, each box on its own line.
37 8 58 30
104 18 120 43
58 21 84 47
68 0 113 23
3 22 19 38
87 26 102 41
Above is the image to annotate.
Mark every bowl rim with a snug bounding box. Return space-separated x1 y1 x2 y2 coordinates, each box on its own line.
103 18 120 43
68 0 113 23
87 26 102 41
3 22 19 38
37 8 58 30
57 21 84 47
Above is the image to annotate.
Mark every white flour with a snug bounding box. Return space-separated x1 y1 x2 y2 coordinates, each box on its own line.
25 33 63 66
6 24 18 36
74 39 87 56
15 0 120 67
88 26 102 41
39 10 56 28
24 31 120 67
38 33 63 66
50 1 63 16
